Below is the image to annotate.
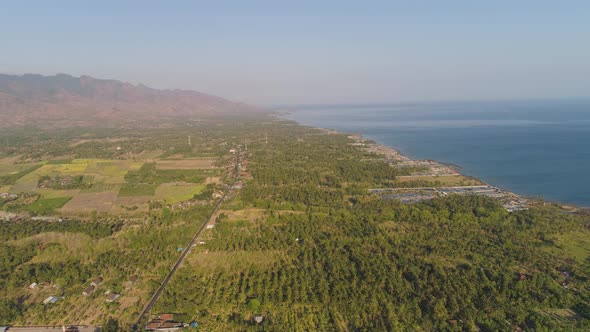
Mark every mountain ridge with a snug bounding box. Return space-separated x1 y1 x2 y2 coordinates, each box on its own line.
0 73 260 127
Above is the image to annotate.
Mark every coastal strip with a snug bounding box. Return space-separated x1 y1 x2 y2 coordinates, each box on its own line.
315 127 530 212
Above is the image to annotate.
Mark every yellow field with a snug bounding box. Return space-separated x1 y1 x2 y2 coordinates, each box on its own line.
154 183 205 204
155 158 215 170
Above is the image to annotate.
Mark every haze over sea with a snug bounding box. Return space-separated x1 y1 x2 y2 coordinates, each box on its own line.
285 100 590 207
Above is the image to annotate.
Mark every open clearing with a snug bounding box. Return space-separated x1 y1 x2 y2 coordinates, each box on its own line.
109 196 151 215
119 183 159 196
0 163 35 176
34 188 81 198
554 232 590 262
2 156 220 214
155 158 215 170
60 191 118 213
396 174 482 186
26 196 72 214
154 183 205 204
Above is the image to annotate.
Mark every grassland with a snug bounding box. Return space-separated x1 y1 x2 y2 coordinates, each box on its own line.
25 197 72 214
118 183 159 197
156 158 215 169
395 174 483 186
554 232 590 262
154 183 205 204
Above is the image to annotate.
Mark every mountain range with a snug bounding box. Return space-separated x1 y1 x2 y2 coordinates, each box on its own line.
0 73 259 127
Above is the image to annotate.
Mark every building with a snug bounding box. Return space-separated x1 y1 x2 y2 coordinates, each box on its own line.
159 314 174 321
146 314 183 331
43 296 59 304
254 315 264 324
29 282 38 289
90 277 103 287
106 293 120 302
82 285 95 296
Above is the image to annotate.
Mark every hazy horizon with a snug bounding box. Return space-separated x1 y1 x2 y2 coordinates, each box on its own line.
2 1 590 105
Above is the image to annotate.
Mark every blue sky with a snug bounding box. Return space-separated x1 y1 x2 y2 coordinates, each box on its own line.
1 1 589 105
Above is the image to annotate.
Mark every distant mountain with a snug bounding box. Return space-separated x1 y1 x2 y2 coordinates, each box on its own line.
0 73 260 127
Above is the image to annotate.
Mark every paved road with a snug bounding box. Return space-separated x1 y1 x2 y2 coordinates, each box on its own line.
134 149 241 327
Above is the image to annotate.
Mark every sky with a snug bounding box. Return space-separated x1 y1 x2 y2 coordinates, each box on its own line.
1 1 589 105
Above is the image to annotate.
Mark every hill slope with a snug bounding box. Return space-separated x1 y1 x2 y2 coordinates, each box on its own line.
0 73 258 127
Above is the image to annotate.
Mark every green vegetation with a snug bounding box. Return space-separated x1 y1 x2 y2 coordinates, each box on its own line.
80 182 120 193
154 119 590 331
125 163 204 184
25 196 72 214
0 219 123 241
118 183 159 197
0 164 42 185
155 184 205 204
37 174 92 190
0 115 588 330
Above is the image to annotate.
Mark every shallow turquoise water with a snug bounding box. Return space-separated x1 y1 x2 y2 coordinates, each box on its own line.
284 100 590 206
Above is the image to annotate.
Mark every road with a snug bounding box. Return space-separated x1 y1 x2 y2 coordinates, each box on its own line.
134 149 241 327
6 327 96 332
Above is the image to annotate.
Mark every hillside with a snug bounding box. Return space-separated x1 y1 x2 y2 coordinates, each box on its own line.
0 73 259 128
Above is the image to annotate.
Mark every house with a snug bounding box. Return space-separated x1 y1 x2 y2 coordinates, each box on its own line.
159 314 174 321
29 282 38 289
254 315 264 324
90 277 103 287
43 296 59 304
129 274 139 283
82 285 96 296
146 314 183 331
106 293 120 302
1 326 8 332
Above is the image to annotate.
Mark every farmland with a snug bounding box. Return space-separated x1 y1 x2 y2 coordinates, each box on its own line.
0 156 218 216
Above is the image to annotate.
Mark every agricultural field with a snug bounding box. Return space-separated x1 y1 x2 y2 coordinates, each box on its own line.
394 174 483 187
0 156 219 216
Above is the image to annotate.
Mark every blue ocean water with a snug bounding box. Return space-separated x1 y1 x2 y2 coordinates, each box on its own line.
284 100 590 207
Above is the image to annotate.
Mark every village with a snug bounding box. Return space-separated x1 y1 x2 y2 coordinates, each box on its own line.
347 134 529 212
369 185 529 212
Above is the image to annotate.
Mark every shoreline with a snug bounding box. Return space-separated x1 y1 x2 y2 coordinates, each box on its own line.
347 131 590 211
278 111 589 212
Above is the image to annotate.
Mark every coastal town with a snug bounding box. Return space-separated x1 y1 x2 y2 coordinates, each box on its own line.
347 134 529 212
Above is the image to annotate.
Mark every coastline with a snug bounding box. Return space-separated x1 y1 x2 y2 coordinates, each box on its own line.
298 123 534 211
280 110 589 212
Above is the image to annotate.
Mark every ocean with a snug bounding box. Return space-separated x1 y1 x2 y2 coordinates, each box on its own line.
284 100 590 207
